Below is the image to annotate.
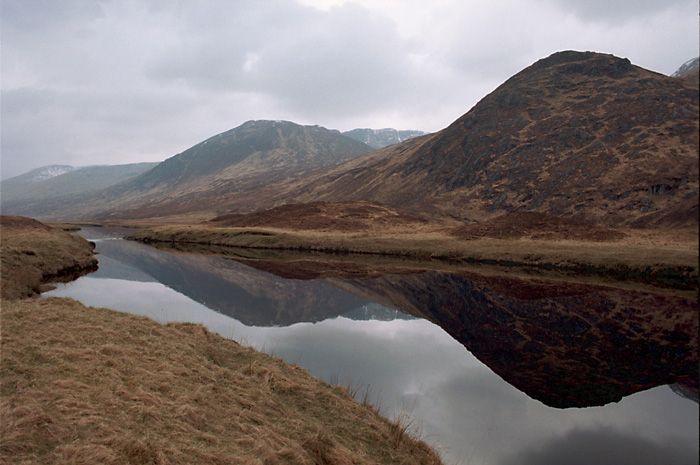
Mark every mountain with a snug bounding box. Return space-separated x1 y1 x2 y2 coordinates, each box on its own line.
672 56 699 86
342 128 428 149
3 165 76 183
1 165 75 198
89 120 372 220
277 51 698 228
1 163 158 215
7 52 697 227
6 121 372 221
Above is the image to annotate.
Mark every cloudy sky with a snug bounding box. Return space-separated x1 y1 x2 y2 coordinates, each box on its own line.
1 0 698 179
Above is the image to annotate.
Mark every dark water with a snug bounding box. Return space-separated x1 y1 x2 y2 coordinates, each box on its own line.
46 228 699 465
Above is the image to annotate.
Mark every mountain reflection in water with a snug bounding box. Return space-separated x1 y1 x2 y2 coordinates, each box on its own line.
327 271 698 408
89 235 698 409
46 231 698 465
91 238 368 326
95 236 698 408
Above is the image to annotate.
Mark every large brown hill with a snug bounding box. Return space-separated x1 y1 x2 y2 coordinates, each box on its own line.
273 51 698 227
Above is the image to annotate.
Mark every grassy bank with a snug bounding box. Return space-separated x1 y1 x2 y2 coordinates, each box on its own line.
1 298 443 465
126 224 699 290
0 217 445 464
0 216 98 299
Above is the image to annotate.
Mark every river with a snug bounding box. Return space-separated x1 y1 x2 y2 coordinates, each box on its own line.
45 227 699 465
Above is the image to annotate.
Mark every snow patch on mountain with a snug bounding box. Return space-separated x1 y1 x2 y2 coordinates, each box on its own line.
342 128 428 149
671 57 699 77
31 165 75 182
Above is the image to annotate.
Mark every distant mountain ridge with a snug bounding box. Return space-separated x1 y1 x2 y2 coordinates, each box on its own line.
3 121 374 220
672 57 699 78
89 120 374 220
24 165 76 182
1 163 158 210
672 56 699 86
342 128 428 149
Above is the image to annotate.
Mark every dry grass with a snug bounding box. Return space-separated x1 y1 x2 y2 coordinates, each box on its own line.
0 216 98 299
1 298 444 465
126 223 698 290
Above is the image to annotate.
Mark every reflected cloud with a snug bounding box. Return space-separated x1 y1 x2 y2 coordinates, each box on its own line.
91 236 699 409
499 426 698 465
329 271 698 408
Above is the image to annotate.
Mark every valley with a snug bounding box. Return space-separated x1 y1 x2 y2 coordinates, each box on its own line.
3 51 697 231
1 49 698 464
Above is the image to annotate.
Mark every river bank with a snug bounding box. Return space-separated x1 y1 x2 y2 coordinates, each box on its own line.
0 216 444 465
0 216 98 299
1 298 443 465
125 223 699 291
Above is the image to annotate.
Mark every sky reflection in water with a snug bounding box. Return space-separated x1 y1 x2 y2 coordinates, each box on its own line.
45 234 699 465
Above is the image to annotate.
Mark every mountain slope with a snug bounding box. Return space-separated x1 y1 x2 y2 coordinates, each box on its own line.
10 52 696 227
9 121 372 220
342 128 428 149
1 165 75 199
92 120 372 220
275 51 698 227
672 56 699 86
1 163 158 212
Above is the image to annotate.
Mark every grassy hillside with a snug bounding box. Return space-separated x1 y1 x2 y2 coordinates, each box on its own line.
268 52 699 228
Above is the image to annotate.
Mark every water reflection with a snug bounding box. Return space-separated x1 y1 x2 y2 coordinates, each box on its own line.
326 271 698 408
45 229 699 465
104 235 698 409
92 238 368 326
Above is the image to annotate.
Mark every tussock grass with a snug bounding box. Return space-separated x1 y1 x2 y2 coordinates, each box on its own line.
1 298 444 465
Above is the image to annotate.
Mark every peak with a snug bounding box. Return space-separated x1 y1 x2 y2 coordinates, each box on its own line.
672 57 699 76
236 120 334 133
241 119 302 128
29 165 76 182
245 119 293 125
528 50 635 78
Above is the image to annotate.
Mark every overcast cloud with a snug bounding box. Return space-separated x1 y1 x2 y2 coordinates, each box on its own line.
1 0 698 179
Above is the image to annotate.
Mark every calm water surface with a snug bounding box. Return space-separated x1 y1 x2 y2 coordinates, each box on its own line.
46 228 699 465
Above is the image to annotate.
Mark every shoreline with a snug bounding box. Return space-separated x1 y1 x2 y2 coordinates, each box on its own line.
0 216 99 299
125 224 699 292
2 297 444 465
0 215 446 465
